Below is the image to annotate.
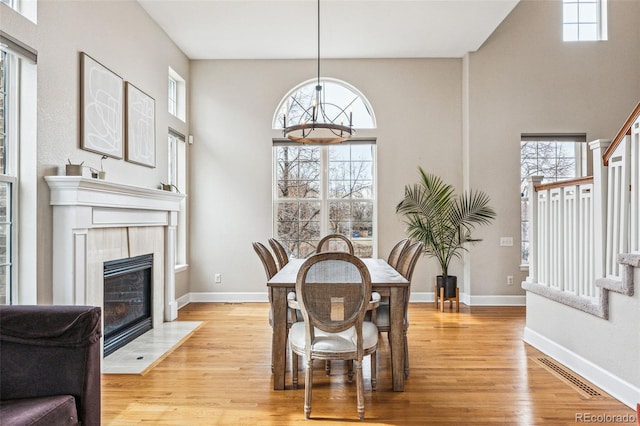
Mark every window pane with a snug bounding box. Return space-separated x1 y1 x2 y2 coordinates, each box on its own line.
556 142 576 158
563 3 578 23
350 180 373 199
0 51 5 176
0 265 7 305
299 202 321 221
329 201 350 223
0 224 9 265
564 23 579 41
329 144 350 161
578 3 597 22
276 80 375 130
579 23 598 40
329 180 351 198
350 144 373 161
521 242 529 264
352 201 373 222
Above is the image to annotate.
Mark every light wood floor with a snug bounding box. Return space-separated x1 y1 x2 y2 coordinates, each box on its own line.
102 303 635 425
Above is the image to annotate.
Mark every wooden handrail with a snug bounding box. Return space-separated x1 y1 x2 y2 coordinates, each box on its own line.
603 101 640 166
534 176 594 192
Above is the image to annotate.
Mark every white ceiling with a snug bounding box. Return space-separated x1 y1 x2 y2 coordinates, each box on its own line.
137 0 520 60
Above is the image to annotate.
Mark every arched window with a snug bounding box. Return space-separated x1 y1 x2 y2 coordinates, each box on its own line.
272 78 376 131
272 78 377 258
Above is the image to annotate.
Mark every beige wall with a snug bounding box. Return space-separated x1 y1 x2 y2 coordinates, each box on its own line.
468 0 640 403
189 58 462 295
3 0 191 302
467 0 640 297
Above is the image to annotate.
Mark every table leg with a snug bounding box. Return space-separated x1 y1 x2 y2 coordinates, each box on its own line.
389 287 406 391
271 287 288 390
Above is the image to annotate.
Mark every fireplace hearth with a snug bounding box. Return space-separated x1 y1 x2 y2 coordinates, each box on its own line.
103 254 153 357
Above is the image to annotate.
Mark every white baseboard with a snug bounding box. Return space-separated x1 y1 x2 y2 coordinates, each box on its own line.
523 326 640 409
469 295 526 306
181 292 270 304
176 293 191 310
178 292 526 306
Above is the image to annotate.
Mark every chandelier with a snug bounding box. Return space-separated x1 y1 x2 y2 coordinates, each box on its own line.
282 0 354 144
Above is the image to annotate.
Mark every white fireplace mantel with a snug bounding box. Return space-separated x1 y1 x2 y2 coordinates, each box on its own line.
46 176 185 322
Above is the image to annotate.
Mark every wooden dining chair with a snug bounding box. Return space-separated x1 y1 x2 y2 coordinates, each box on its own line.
287 252 378 420
253 241 298 373
317 233 354 255
253 241 278 281
387 238 410 270
373 240 423 378
268 238 289 270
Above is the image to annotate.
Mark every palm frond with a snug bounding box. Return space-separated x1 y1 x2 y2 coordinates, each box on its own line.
396 167 497 277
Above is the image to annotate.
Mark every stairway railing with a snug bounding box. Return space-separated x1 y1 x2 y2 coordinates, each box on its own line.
524 102 639 318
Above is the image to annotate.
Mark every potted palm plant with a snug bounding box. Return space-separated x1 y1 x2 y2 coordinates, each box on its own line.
396 167 497 298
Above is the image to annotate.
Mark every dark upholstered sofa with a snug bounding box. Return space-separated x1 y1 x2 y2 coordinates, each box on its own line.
0 305 102 425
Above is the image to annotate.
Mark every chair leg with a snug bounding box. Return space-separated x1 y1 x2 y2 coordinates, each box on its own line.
404 332 409 379
355 359 364 420
304 358 313 419
292 352 298 389
371 352 377 390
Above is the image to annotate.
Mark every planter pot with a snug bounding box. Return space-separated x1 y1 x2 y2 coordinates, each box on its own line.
65 164 83 176
436 275 457 299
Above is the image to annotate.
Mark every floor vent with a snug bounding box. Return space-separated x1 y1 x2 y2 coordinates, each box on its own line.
534 357 605 399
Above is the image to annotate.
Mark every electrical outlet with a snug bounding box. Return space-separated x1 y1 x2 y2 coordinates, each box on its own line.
214 273 222 283
500 237 514 246
507 275 514 285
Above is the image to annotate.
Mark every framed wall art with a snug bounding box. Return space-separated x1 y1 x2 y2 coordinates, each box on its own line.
125 82 156 168
80 52 124 158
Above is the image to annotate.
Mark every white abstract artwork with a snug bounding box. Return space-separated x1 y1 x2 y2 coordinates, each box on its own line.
126 82 156 168
81 53 123 158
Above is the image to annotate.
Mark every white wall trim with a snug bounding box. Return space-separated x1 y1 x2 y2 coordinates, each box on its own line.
179 292 526 306
176 293 191 310
469 294 526 306
187 292 270 303
523 326 640 409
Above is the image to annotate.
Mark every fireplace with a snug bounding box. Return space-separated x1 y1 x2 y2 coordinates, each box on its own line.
45 177 184 365
103 254 154 356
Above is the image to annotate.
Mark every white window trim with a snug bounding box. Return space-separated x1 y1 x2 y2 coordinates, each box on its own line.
168 67 186 122
168 128 187 268
562 0 607 42
1 44 37 304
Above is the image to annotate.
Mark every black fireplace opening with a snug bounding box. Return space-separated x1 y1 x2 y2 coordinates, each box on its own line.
103 253 153 357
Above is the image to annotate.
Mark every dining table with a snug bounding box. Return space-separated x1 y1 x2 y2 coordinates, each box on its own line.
267 257 410 391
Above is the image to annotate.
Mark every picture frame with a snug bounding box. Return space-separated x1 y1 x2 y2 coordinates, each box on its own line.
80 52 124 159
125 82 156 168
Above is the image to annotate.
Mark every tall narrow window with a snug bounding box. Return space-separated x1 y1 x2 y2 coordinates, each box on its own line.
168 76 177 116
168 129 187 266
563 0 607 41
520 134 586 265
168 67 186 122
0 49 16 304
